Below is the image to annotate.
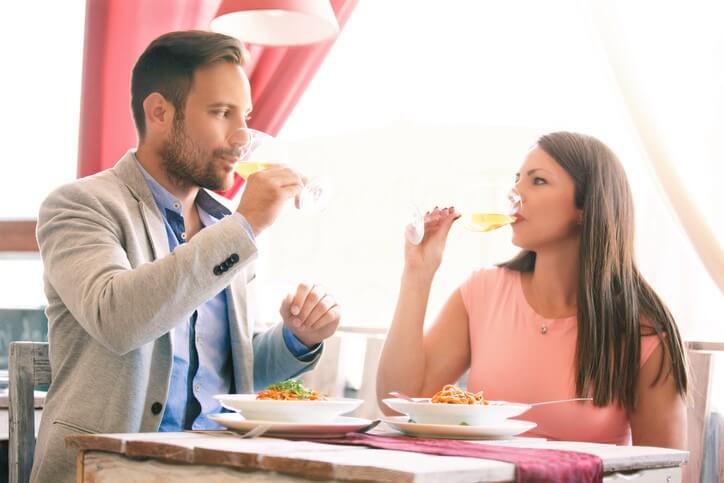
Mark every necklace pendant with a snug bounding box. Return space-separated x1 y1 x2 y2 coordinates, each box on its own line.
540 324 548 335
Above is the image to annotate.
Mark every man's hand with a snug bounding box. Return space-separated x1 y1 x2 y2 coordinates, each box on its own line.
280 283 340 347
236 166 303 236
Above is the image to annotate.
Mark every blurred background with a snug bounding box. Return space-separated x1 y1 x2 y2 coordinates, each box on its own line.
0 0 722 479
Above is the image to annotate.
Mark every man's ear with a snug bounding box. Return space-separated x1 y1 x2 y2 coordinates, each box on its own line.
142 92 175 135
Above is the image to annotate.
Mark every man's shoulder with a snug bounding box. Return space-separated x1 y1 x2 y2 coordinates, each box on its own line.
37 162 149 236
42 169 126 207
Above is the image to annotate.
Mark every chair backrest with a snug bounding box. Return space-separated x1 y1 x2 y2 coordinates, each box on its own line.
8 342 50 483
685 343 716 483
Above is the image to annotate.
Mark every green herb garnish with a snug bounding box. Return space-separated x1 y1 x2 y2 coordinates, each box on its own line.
265 379 316 399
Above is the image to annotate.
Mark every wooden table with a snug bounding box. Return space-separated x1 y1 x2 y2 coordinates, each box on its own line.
66 431 688 482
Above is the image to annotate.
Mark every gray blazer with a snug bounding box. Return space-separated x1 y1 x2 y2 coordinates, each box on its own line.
31 152 319 483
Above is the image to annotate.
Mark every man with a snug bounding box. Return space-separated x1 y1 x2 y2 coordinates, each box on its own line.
31 30 340 482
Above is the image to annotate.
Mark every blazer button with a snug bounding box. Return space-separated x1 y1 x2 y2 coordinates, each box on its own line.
220 261 229 271
151 402 163 415
229 253 239 263
213 265 223 276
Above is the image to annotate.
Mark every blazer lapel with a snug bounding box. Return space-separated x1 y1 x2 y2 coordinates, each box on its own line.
227 272 254 393
138 200 170 260
111 151 170 260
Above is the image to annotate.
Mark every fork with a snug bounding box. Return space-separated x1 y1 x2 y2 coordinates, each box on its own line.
232 424 273 439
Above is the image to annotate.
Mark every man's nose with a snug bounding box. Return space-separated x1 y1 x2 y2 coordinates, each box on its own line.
228 128 251 149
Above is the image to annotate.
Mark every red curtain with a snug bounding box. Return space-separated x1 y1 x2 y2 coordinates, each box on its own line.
77 0 223 178
77 0 358 182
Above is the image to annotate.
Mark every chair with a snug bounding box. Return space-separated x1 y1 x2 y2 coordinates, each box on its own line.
299 334 345 398
8 342 49 483
685 341 723 483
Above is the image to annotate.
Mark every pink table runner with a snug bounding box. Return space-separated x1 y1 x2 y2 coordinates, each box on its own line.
313 433 603 483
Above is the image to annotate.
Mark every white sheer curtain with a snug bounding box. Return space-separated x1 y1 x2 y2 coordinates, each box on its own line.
590 3 724 476
589 0 724 294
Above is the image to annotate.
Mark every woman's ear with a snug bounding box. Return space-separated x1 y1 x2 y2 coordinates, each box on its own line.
142 92 175 137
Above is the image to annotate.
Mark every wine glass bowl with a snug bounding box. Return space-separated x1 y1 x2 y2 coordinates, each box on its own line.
459 185 522 232
405 181 521 245
232 128 329 212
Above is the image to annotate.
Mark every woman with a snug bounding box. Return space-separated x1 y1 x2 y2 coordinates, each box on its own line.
377 132 687 447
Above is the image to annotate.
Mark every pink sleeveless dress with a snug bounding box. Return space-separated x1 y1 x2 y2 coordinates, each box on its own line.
459 267 660 444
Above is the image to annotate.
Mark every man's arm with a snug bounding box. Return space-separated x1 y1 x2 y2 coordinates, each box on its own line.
251 323 322 391
38 183 257 355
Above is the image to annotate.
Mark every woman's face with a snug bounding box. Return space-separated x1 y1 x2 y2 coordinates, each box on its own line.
511 146 582 251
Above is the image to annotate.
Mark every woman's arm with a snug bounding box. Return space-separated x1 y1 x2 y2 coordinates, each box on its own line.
630 343 687 449
376 208 471 410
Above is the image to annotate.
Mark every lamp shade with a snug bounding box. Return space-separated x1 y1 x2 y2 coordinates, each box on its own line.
211 0 339 46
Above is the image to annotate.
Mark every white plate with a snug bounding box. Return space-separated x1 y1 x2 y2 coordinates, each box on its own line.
208 413 375 438
382 398 531 426
214 394 363 423
382 416 537 440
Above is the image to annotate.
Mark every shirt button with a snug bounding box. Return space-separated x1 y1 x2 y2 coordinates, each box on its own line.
173 202 180 209
181 232 187 240
194 384 201 393
195 335 202 345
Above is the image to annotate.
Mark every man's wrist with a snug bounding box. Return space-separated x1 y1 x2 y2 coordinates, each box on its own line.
231 212 257 241
282 326 322 361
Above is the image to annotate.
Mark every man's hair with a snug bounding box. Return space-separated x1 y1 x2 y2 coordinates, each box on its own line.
131 30 243 140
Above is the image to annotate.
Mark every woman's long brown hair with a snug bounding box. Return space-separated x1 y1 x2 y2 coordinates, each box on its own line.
499 132 687 411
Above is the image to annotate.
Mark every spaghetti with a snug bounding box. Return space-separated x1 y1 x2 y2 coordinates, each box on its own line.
255 379 326 401
431 384 488 405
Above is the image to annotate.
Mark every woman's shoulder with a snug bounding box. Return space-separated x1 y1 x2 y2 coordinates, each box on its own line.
638 318 667 366
464 266 519 286
459 266 520 306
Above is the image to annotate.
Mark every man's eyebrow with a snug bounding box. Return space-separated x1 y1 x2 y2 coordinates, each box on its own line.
207 102 236 108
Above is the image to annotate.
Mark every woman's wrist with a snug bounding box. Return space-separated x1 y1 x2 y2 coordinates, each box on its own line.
401 266 436 286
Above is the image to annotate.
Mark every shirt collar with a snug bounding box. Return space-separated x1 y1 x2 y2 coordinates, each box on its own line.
133 152 231 220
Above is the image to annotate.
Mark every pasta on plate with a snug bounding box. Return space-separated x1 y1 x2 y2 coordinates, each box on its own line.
431 384 488 405
255 379 326 401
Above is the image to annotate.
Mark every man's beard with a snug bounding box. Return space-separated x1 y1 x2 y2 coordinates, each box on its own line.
159 117 232 191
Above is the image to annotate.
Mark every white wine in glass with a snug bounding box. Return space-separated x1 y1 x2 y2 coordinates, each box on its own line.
233 162 274 179
461 212 518 232
232 128 330 211
406 185 521 244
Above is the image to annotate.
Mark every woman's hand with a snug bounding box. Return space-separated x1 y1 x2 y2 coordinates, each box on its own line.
404 207 460 275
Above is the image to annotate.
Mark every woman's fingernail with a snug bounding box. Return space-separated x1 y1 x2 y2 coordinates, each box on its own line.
291 305 300 315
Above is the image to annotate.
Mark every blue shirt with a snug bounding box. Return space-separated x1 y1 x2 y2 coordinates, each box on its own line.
134 157 319 431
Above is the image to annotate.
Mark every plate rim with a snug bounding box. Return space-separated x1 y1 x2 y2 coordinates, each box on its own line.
381 415 537 438
208 412 373 429
382 397 532 410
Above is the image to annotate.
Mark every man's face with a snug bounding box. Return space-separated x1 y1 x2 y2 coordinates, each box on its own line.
160 61 252 191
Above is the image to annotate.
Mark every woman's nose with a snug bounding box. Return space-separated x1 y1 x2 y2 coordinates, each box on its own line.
509 187 523 211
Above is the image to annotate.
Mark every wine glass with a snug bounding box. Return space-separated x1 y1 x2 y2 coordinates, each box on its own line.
232 128 331 211
405 182 522 245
